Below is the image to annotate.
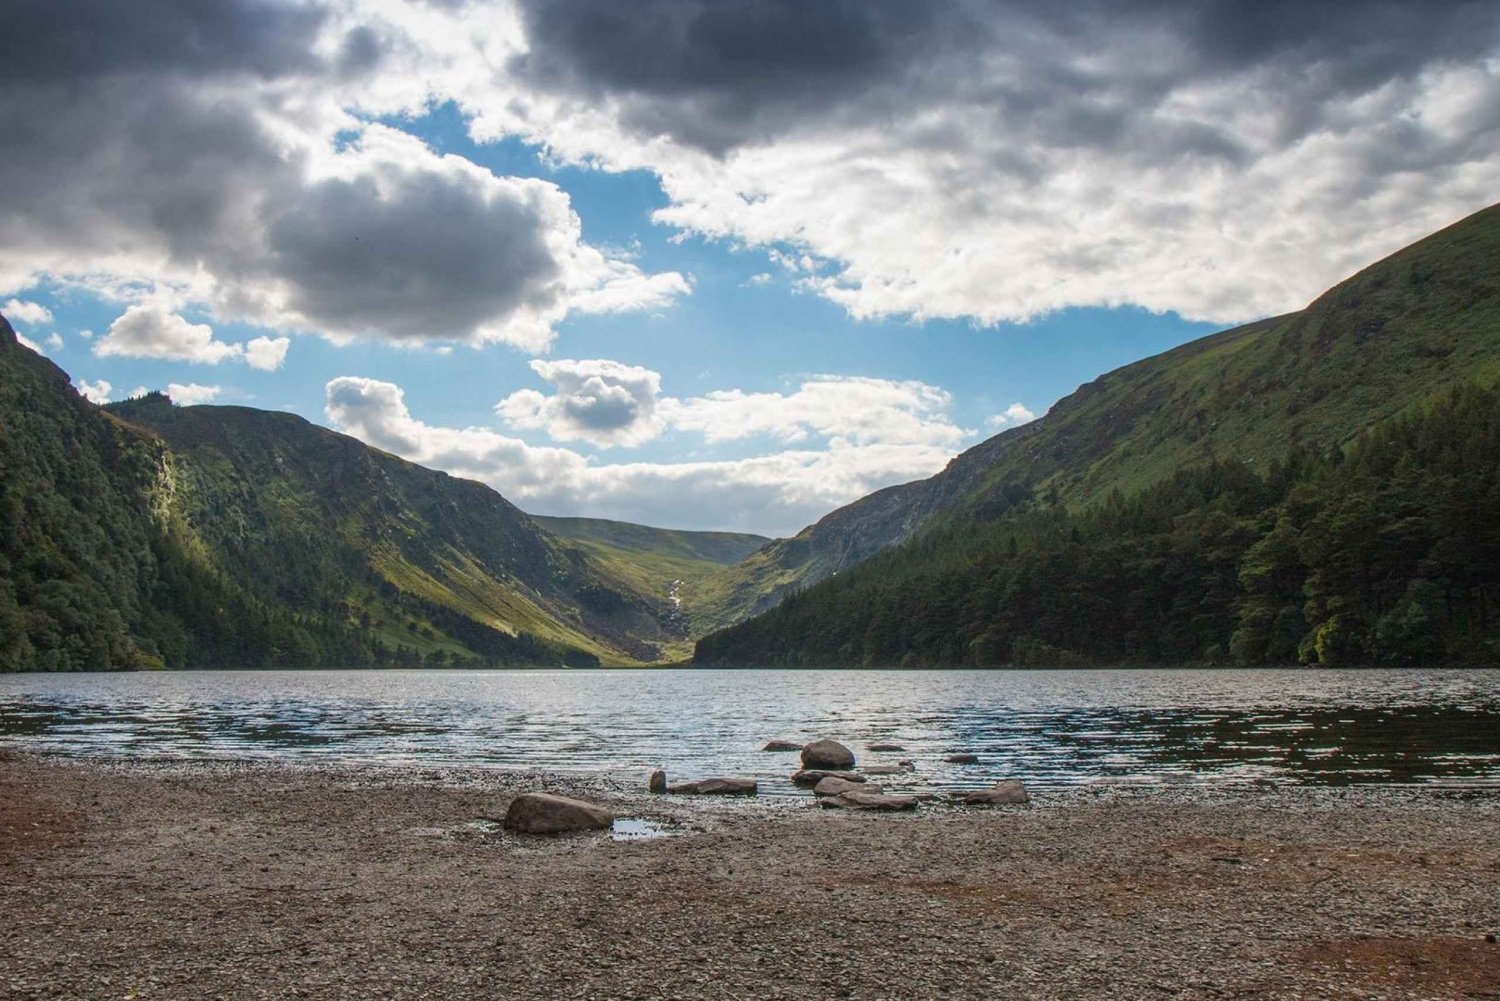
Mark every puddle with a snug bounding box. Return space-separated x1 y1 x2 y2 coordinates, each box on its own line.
611 817 674 841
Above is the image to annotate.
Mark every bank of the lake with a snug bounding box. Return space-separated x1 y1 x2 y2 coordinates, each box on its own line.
2 752 1497 1001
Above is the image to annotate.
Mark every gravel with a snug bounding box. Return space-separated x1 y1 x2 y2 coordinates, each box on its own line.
2 750 1497 1000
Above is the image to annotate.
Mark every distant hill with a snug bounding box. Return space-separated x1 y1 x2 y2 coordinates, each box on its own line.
0 322 683 669
701 202 1500 633
697 203 1500 667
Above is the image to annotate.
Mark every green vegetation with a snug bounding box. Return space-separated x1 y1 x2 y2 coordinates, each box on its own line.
0 323 679 670
704 204 1500 633
696 384 1500 667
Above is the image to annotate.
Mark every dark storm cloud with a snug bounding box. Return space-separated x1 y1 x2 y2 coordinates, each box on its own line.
266 169 563 341
511 0 1500 156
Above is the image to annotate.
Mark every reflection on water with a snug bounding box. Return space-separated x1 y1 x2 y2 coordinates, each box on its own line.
0 668 1497 792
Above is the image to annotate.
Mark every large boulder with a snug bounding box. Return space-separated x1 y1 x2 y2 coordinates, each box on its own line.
959 780 1030 806
791 769 865 787
819 792 920 812
762 740 802 752
503 793 614 834
813 776 882 798
801 739 856 770
650 770 758 796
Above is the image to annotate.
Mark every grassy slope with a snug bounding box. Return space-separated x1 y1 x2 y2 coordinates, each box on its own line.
533 516 771 656
105 398 677 666
704 202 1500 632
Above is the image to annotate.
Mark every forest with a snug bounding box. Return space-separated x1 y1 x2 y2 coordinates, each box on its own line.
696 384 1500 668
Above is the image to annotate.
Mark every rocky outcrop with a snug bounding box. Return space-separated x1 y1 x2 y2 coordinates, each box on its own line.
959 780 1030 806
762 740 802 752
801 739 856 770
503 793 614 834
649 770 757 796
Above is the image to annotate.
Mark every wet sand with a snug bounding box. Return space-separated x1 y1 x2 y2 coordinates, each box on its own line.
1 751 1497 1000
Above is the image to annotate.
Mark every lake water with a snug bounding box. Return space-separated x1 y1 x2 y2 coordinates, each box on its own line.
1 668 1498 794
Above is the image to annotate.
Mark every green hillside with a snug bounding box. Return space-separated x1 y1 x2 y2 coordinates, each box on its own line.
533 516 770 654
697 203 1500 666
0 320 680 669
702 203 1500 632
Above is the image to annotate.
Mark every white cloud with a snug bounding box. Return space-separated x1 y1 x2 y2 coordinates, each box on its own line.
74 379 112 404
165 382 222 406
987 403 1037 431
3 299 53 326
497 358 665 447
244 335 290 371
96 303 241 364
328 375 960 536
15 332 45 354
44 333 64 351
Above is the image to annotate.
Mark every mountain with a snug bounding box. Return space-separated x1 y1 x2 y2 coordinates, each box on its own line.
0 321 681 669
532 516 770 652
696 203 1500 666
702 202 1500 632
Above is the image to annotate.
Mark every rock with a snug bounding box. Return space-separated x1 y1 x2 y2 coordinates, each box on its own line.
791 769 865 787
650 770 757 796
813 776 882 798
898 760 916 770
801 738 856 770
820 791 920 812
503 793 614 834
861 764 908 776
946 753 980 764
958 779 1030 806
868 743 905 752
762 740 802 752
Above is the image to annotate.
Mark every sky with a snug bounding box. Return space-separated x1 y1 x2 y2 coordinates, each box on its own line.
4 1 1498 537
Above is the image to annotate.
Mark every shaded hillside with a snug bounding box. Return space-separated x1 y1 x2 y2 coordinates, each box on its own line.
0 317 678 669
704 203 1500 630
696 384 1500 668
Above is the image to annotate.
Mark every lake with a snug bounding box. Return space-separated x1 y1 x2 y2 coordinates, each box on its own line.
1 668 1497 794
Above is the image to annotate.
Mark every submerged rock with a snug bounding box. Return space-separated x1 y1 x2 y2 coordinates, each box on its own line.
862 764 909 776
801 738 856 770
813 776 882 798
819 791 920 812
959 780 1030 806
762 740 802 752
946 753 981 765
650 770 757 796
503 793 614 835
868 743 906 752
791 769 865 787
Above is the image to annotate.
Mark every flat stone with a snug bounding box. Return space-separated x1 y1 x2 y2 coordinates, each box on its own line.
861 764 909 776
762 740 802 752
946 753 981 765
650 770 757 796
791 769 865 787
801 738 856 770
819 792 920 812
813 776 883 798
868 743 906 752
503 793 614 835
958 779 1030 806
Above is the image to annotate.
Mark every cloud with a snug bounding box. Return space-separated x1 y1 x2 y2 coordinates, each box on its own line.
95 304 242 364
497 359 665 446
485 0 1500 325
0 1 687 353
74 379 112 404
987 403 1036 430
496 361 971 451
44 333 64 351
165 382 223 406
3 299 54 326
244 336 290 371
15 333 45 355
327 375 961 536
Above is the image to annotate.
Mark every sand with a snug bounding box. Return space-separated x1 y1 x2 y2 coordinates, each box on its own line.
2 751 1497 1000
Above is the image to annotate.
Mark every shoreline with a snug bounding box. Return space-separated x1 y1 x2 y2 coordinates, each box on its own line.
2 751 1498 999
